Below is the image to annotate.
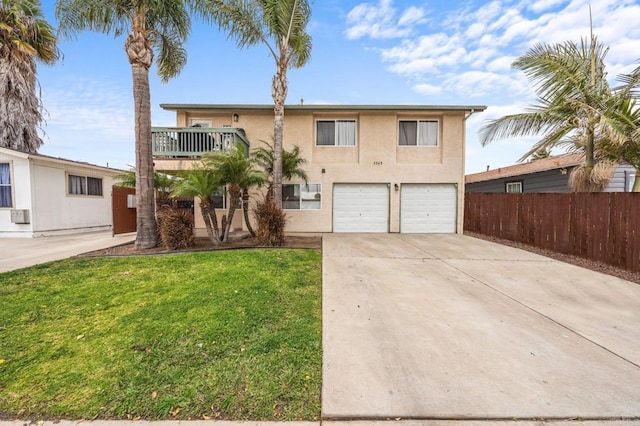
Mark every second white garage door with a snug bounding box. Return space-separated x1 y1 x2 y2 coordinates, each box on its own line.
401 183 457 233
333 184 389 233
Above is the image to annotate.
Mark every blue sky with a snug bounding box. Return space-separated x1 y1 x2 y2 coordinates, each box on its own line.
37 0 640 173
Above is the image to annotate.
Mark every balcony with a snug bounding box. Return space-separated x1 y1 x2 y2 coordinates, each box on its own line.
152 127 250 158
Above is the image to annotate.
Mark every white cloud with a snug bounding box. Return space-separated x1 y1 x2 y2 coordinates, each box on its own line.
413 83 442 96
346 0 640 103
398 6 427 27
345 0 426 40
527 0 568 13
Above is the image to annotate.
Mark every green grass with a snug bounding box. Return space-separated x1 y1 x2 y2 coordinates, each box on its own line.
0 249 321 421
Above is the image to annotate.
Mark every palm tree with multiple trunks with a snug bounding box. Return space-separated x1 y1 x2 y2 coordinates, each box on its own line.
202 144 266 240
0 0 59 153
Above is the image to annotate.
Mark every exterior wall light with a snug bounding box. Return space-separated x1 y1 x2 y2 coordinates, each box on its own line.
233 113 239 122
394 183 399 191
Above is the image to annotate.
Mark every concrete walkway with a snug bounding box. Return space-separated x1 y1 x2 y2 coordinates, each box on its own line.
322 234 640 421
0 231 135 272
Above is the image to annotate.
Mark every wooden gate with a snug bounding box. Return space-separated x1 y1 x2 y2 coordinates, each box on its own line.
112 186 136 235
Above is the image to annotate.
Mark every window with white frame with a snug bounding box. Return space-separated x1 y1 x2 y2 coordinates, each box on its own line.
505 181 523 193
0 163 12 208
398 120 439 146
316 120 356 146
282 184 322 210
68 174 103 196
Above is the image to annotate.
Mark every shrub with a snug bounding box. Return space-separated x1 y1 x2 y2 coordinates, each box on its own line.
157 206 194 250
254 197 286 246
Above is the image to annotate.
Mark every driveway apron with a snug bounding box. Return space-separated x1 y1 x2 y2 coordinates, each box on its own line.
322 234 640 420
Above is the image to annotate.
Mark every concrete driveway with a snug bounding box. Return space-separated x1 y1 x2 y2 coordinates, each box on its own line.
322 233 640 421
0 231 135 273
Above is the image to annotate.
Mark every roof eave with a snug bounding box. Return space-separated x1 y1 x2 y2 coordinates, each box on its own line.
160 103 487 113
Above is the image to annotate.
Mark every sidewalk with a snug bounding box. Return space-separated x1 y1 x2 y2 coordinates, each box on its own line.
0 231 135 273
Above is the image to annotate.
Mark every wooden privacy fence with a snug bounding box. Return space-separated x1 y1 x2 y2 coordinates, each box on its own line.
464 193 640 273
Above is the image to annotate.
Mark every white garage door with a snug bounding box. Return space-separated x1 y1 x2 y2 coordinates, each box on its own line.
401 183 457 233
333 184 389 233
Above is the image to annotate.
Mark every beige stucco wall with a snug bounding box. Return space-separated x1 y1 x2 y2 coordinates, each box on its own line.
154 108 468 234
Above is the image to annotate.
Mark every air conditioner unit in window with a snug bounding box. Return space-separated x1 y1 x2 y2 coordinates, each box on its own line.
10 209 30 224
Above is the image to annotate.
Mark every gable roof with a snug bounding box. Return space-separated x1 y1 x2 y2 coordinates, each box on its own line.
465 153 584 184
160 103 487 113
0 147 124 174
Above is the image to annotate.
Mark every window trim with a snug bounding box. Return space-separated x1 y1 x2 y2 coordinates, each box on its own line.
0 161 14 209
282 183 322 210
190 118 212 128
627 171 636 192
505 181 523 193
315 119 358 147
397 119 440 147
66 172 104 197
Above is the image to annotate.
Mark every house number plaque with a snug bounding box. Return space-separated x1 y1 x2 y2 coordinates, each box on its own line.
373 161 383 165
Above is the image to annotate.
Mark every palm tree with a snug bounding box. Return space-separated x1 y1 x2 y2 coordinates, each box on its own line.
56 0 202 249
203 144 266 240
171 165 223 245
0 0 59 153
479 31 623 192
211 0 312 208
252 139 308 200
114 168 176 205
599 96 640 192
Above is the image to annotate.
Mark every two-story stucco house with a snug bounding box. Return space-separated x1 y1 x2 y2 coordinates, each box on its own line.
152 104 485 234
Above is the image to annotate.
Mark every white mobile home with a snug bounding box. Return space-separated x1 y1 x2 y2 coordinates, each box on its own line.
0 147 122 238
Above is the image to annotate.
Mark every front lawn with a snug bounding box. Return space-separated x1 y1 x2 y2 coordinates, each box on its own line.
0 249 321 420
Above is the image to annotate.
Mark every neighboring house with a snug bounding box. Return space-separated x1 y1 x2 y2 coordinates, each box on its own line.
0 147 123 237
153 104 485 234
465 153 637 193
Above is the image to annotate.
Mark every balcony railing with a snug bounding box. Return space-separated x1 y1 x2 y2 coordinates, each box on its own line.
152 127 250 158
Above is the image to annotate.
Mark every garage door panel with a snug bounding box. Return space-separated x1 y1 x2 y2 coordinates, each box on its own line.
334 184 389 233
401 184 456 233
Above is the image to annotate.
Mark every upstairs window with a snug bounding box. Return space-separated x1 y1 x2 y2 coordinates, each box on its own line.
316 120 356 146
0 163 12 208
398 120 438 146
505 181 523 193
68 174 103 196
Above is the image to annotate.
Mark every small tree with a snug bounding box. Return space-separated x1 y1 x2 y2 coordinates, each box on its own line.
252 139 308 201
203 144 266 241
114 168 176 206
171 165 223 245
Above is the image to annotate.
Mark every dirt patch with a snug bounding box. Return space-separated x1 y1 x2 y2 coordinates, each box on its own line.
80 234 322 257
466 232 640 285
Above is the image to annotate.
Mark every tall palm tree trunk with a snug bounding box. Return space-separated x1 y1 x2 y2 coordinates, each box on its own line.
271 61 288 209
128 17 157 249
